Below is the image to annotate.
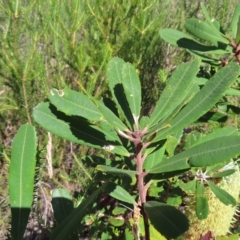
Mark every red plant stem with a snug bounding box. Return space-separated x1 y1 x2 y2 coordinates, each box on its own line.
135 142 150 240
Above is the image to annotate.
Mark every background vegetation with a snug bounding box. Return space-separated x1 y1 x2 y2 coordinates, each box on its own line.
0 0 240 239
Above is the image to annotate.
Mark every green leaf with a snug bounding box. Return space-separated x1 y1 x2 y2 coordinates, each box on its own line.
143 144 166 170
153 63 240 142
184 18 228 46
107 57 134 128
144 201 189 239
33 102 130 156
179 179 196 194
165 130 183 157
108 216 124 227
196 182 209 220
98 99 128 132
211 169 235 178
201 3 220 32
148 59 200 128
49 88 102 121
231 2 240 39
236 17 240 44
96 165 136 185
112 207 126 215
125 229 135 240
189 126 240 148
147 83 198 136
139 216 166 240
225 87 240 96
50 185 105 240
148 155 190 174
52 189 73 222
149 135 240 173
167 188 182 206
217 234 240 240
9 124 37 240
207 181 236 206
194 77 207 85
122 62 141 121
160 29 221 52
106 182 136 205
188 136 240 167
52 189 78 240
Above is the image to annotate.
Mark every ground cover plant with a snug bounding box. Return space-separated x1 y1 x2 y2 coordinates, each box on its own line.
2 0 240 239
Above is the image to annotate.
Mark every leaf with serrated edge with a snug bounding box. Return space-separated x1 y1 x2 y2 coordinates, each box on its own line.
149 136 240 173
188 136 240 167
148 59 200 128
152 63 240 142
9 124 37 240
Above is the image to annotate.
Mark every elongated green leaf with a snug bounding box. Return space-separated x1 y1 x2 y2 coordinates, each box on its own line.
211 169 235 178
189 126 240 148
33 102 130 156
231 3 240 39
49 88 102 121
107 57 134 128
9 124 37 240
96 165 136 185
160 29 220 52
148 155 190 174
97 99 128 132
144 144 166 170
149 135 240 173
225 88 240 96
201 3 220 32
144 201 189 239
50 185 105 240
106 182 136 205
147 83 198 136
122 62 141 121
148 59 200 128
51 189 79 240
207 181 236 206
188 136 240 167
153 63 240 142
196 182 209 220
235 17 240 44
185 18 228 46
